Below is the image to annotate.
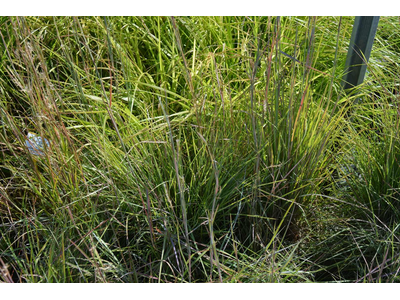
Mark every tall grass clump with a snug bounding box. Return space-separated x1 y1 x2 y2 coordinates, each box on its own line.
304 17 400 282
1 16 400 282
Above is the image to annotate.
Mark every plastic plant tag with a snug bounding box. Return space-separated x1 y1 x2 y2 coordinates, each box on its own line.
25 132 50 156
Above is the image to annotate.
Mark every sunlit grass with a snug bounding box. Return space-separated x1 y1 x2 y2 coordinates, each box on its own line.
1 16 400 282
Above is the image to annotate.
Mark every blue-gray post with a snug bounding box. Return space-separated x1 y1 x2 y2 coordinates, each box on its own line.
342 16 380 90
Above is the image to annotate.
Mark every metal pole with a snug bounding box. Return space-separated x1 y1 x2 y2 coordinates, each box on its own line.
342 16 380 90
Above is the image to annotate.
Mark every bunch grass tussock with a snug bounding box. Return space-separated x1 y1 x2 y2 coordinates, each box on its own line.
1 16 400 282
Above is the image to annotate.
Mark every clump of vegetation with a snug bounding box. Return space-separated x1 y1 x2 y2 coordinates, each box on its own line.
1 16 400 282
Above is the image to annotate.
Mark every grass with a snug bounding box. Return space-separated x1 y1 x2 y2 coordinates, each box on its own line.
1 16 400 282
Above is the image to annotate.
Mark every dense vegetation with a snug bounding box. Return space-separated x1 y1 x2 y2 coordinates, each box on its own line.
1 16 400 282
